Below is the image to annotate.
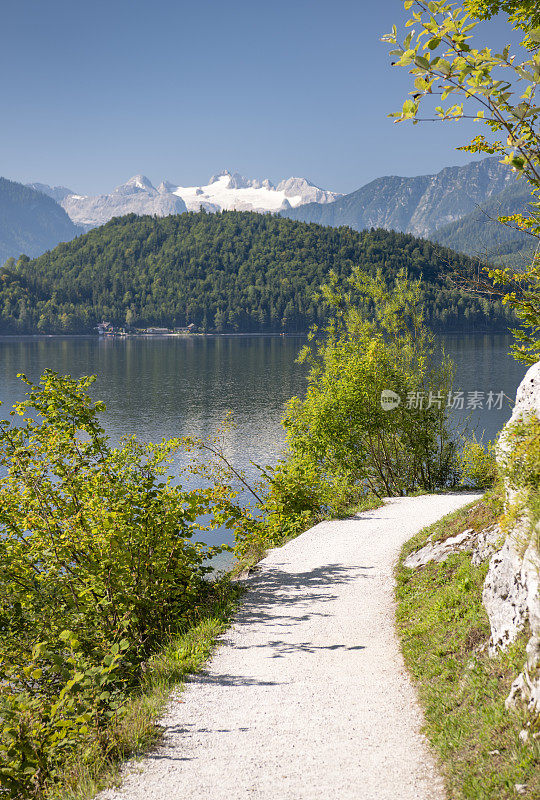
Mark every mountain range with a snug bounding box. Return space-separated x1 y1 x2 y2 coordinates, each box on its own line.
31 171 342 229
280 157 531 259
0 156 534 267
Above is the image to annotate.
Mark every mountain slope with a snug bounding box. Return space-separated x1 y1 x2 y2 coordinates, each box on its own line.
0 178 81 265
282 157 521 240
170 171 341 213
0 211 514 335
431 181 532 261
26 182 76 204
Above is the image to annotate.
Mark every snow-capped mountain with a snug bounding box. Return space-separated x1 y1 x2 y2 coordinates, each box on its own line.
30 171 341 229
60 175 188 229
26 182 75 204
171 171 341 214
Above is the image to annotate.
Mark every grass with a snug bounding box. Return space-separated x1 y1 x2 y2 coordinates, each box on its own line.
46 579 245 800
396 493 540 799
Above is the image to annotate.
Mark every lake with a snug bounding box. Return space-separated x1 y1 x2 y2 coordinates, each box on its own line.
0 334 528 565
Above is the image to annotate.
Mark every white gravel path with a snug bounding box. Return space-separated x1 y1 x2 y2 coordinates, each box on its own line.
100 492 481 800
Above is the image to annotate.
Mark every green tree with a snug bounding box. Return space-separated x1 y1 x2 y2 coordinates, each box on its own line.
0 213 514 336
464 1 540 33
383 0 540 362
263 268 458 535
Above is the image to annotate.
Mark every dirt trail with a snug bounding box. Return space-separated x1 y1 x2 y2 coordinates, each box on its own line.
100 493 480 800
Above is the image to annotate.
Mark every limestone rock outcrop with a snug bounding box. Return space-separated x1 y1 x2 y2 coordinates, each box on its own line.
403 525 501 569
486 360 540 715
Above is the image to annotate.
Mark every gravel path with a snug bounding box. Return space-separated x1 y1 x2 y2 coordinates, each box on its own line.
100 493 480 800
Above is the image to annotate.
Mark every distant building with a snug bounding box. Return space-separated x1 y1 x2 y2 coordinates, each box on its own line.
146 327 170 335
174 323 197 334
97 321 114 335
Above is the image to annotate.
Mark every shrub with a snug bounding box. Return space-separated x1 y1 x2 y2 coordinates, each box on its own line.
459 435 497 489
0 371 240 797
0 633 127 799
274 268 460 500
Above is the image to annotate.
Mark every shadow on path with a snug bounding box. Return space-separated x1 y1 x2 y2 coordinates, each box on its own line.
189 562 372 681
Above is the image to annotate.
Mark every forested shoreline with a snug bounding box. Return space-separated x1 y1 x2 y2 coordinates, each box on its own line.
0 211 514 335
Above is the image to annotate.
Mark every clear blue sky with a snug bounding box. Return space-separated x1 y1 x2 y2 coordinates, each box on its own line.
1 0 516 195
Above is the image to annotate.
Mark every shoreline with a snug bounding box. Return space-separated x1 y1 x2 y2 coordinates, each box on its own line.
0 330 516 341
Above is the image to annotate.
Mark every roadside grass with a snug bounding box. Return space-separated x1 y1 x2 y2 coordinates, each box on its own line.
396 494 540 799
46 579 245 800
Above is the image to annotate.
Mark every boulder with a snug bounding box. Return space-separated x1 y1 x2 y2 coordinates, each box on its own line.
482 534 528 654
403 529 475 568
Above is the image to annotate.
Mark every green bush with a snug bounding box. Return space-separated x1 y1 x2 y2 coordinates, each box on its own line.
272 268 460 501
459 436 497 489
0 371 239 798
0 633 127 798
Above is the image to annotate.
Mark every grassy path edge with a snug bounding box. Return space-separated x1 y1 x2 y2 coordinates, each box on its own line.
50 581 245 800
395 494 540 799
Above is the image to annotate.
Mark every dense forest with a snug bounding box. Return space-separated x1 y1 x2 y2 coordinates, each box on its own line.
0 211 514 334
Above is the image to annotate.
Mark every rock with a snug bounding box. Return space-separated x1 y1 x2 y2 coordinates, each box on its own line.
403 523 501 570
506 525 540 713
403 529 475 568
483 537 529 654
471 524 503 566
498 360 540 503
512 360 540 419
484 360 540 719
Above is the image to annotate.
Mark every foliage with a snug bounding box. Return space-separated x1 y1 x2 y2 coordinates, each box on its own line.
498 413 540 530
490 256 540 362
262 268 461 512
464 1 540 35
0 634 127 798
0 212 514 335
0 371 237 666
0 371 241 798
459 434 497 487
396 498 540 799
383 1 540 363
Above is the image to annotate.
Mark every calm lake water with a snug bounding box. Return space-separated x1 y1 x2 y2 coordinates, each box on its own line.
0 334 528 565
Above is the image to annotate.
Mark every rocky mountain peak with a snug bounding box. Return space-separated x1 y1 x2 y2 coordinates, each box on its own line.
122 175 156 193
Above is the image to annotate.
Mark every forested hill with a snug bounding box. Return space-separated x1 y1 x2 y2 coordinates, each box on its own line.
0 211 513 334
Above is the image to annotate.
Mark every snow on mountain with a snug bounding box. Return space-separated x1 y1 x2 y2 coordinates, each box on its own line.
59 175 188 228
173 170 341 213
34 171 341 229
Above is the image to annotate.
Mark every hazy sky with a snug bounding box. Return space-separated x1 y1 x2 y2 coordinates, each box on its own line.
1 0 516 194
